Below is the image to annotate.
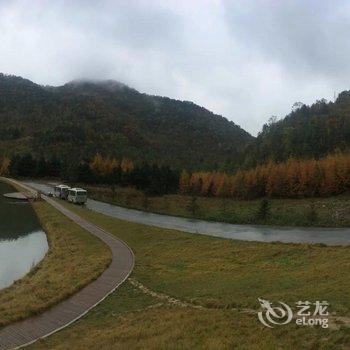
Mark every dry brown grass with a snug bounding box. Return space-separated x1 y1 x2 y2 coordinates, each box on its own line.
0 201 111 327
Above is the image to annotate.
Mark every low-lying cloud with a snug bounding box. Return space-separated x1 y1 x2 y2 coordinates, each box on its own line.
1 0 349 135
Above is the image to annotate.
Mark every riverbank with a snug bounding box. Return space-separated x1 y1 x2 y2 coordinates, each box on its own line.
30 200 350 349
0 183 111 327
83 185 350 228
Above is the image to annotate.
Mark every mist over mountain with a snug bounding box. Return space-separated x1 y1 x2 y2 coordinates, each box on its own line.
0 74 252 170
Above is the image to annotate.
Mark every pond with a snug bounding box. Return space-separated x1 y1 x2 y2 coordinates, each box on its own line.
0 181 48 290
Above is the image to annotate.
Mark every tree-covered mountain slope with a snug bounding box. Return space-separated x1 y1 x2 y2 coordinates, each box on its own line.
243 95 350 168
1 73 349 172
0 74 252 170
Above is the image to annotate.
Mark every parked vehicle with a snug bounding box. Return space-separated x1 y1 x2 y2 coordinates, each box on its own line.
53 185 70 200
68 188 88 204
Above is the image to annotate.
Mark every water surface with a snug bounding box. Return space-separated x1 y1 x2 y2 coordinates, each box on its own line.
0 182 48 290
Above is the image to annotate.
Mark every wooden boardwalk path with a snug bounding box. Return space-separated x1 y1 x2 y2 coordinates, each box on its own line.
0 180 135 350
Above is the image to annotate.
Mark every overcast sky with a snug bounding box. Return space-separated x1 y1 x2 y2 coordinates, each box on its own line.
1 0 350 135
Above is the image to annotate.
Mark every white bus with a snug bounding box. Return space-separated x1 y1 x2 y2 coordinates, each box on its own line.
68 188 88 204
53 185 70 200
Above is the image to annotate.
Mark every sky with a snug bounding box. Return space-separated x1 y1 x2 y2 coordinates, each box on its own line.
1 0 350 135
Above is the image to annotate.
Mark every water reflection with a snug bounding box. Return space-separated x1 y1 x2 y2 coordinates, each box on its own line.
0 230 48 289
0 182 48 289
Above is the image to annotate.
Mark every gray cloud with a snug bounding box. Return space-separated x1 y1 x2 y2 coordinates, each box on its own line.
224 1 350 78
0 0 349 135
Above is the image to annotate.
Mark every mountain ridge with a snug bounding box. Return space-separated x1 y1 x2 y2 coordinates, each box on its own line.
242 95 350 168
0 73 252 170
1 73 349 172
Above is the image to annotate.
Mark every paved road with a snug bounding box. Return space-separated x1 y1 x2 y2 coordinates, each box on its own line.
24 181 350 246
0 179 134 350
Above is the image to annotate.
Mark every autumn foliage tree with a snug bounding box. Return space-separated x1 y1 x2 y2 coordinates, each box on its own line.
89 153 119 178
182 153 350 199
121 158 134 173
88 154 178 195
179 170 191 194
0 156 10 175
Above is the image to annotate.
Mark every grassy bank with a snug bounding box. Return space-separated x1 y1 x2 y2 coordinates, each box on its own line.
84 184 350 227
30 201 350 349
0 200 111 327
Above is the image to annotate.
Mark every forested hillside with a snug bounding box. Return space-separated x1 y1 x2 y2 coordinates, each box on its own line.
243 96 350 168
0 74 252 170
1 73 350 175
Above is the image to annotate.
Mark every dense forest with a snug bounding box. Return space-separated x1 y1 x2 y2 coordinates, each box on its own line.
1 73 350 199
1 73 350 172
243 97 350 168
0 153 179 196
1 152 349 199
0 74 251 171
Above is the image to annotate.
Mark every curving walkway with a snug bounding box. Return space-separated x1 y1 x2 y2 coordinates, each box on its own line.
0 181 134 350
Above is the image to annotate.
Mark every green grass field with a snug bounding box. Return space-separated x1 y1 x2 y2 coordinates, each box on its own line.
31 281 350 350
28 200 350 349
84 185 350 227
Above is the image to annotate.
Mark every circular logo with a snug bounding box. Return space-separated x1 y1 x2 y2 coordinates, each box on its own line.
258 298 293 328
